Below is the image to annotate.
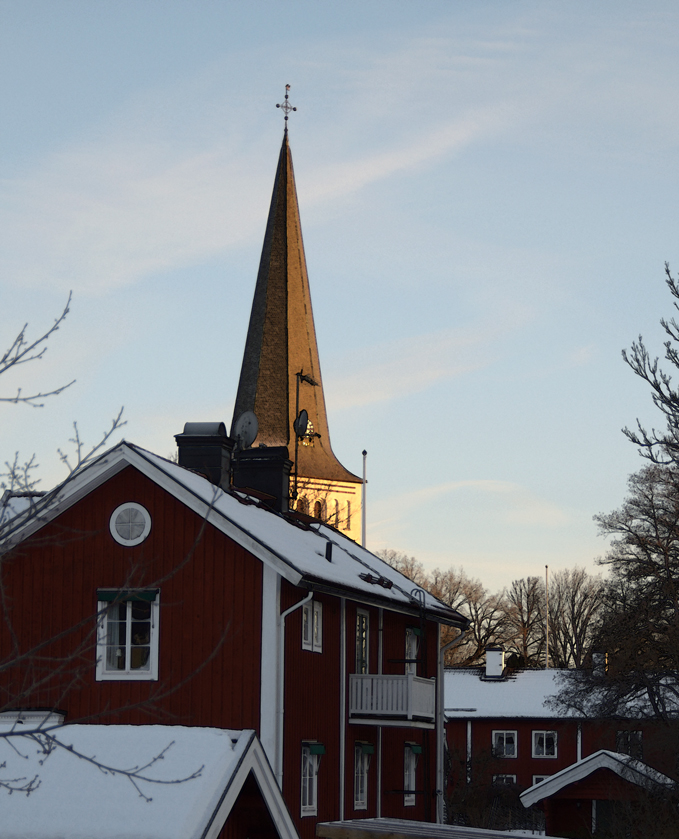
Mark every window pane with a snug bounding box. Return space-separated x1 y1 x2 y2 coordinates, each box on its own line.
356 613 368 674
104 604 126 671
313 611 319 647
303 606 311 645
545 733 556 755
115 507 146 541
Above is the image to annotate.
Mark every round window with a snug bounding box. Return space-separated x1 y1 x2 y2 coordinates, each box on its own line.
109 503 151 546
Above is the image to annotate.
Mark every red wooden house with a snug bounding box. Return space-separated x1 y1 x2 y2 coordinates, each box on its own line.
444 651 678 835
0 440 466 838
520 749 676 837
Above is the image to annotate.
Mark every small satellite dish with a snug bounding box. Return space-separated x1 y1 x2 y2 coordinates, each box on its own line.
294 409 309 439
234 411 258 450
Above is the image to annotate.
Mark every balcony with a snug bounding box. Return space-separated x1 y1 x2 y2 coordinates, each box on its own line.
349 674 436 722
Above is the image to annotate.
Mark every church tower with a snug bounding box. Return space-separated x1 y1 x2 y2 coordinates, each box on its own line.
231 115 362 540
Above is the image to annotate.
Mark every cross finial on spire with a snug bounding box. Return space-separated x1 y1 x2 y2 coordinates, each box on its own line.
276 84 297 132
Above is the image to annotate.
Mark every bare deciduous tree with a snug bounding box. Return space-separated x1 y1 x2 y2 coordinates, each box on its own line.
623 264 679 465
547 567 606 669
502 577 545 668
1 296 126 496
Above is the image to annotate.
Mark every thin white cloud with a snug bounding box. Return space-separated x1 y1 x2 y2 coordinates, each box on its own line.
0 104 508 297
302 108 510 206
325 301 532 410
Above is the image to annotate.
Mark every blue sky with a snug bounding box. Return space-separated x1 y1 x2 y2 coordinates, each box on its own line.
1 1 678 589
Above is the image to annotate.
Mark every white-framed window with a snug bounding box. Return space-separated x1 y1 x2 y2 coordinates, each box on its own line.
109 503 151 546
96 590 159 681
532 730 557 758
404 742 421 806
405 627 419 676
354 743 372 810
492 730 517 758
302 599 323 653
493 774 517 785
301 742 324 816
616 730 643 759
356 609 369 674
533 774 551 785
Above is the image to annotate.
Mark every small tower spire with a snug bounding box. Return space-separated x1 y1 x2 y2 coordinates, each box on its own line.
275 84 297 133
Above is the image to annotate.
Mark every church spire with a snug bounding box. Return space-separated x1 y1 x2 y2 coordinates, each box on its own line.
231 130 360 485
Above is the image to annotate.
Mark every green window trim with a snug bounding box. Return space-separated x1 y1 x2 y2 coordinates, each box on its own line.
357 743 374 755
306 743 326 755
97 589 159 603
407 626 422 637
407 743 423 754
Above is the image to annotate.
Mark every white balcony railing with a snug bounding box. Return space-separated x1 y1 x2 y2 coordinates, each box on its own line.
349 674 436 721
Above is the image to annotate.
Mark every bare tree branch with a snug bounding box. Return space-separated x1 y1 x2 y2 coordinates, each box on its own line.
0 293 75 408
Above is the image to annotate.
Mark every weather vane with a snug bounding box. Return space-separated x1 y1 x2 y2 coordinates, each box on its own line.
276 84 297 131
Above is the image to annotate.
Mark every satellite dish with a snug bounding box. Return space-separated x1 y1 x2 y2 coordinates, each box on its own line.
234 411 258 450
294 409 309 439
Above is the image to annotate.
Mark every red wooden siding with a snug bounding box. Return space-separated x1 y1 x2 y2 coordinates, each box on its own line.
218 772 282 839
0 465 263 731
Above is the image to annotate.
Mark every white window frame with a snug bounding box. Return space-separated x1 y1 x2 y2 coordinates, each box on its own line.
404 744 419 806
532 730 557 758
96 592 159 681
302 600 323 653
493 774 517 785
533 774 551 785
109 503 151 547
356 609 369 674
492 730 517 758
354 744 371 810
301 744 320 816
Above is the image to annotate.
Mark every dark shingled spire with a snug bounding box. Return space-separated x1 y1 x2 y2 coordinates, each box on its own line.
231 133 360 485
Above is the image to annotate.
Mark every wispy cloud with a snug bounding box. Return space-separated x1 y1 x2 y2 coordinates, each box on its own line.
302 108 510 205
325 301 532 409
0 106 508 297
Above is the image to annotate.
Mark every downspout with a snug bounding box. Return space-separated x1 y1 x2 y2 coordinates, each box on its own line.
276 590 314 788
377 607 383 817
339 597 346 820
437 627 467 824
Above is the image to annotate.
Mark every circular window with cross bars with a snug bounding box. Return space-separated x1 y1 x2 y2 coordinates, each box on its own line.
109 503 151 546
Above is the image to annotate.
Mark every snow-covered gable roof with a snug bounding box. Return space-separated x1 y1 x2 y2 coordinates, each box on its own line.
444 668 579 719
520 749 675 808
0 725 298 839
0 441 466 626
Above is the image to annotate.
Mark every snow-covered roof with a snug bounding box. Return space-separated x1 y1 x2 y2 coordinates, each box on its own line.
444 668 579 719
0 724 298 839
520 749 675 808
0 442 466 626
317 817 562 839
